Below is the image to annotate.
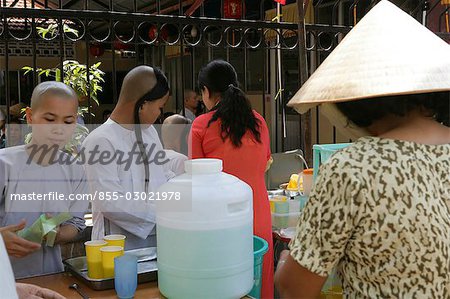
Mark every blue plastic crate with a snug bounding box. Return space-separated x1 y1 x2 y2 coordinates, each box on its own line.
313 143 352 181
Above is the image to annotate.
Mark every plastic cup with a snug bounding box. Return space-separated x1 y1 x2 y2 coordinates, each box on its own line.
114 254 138 299
298 169 314 196
274 201 289 228
104 234 126 248
101 246 124 278
84 240 107 279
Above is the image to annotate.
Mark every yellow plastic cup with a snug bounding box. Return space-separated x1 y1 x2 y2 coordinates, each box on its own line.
84 240 107 279
103 234 126 248
100 246 124 278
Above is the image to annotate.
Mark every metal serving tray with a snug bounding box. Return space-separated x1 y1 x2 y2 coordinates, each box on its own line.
63 247 158 290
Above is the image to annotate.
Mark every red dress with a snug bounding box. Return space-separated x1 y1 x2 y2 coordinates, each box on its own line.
189 110 274 298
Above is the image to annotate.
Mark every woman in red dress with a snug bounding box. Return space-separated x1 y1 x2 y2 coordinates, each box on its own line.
189 60 273 298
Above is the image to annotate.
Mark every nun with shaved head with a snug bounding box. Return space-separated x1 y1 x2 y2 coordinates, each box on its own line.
82 65 172 249
0 81 89 278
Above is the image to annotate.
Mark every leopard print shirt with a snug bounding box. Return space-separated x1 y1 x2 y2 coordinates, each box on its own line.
289 136 450 298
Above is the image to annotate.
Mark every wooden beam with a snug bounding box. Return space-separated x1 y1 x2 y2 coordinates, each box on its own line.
63 0 79 8
159 0 194 14
297 0 313 165
185 0 204 16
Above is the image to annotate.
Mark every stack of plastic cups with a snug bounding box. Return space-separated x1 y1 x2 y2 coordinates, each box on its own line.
274 201 289 228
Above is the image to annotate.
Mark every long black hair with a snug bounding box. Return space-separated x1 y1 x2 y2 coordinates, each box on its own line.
133 67 169 192
198 60 261 147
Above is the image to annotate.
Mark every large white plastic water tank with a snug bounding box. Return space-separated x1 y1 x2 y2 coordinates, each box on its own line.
156 158 254 299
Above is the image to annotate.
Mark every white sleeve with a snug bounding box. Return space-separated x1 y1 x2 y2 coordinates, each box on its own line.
64 164 89 231
82 135 156 240
0 235 19 299
164 151 187 177
146 127 181 180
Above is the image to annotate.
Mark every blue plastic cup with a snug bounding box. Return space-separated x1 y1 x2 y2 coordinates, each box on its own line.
114 254 138 299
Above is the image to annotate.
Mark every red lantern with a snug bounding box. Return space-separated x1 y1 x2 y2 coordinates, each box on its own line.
89 43 104 57
148 25 158 40
224 0 243 19
148 25 170 42
113 37 131 51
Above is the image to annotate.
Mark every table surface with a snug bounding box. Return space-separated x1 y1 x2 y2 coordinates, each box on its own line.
18 272 163 299
18 272 253 299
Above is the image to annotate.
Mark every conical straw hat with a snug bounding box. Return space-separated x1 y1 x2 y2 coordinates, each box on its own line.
288 0 450 114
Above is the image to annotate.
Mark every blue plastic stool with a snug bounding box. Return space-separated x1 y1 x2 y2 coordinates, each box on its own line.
312 143 352 181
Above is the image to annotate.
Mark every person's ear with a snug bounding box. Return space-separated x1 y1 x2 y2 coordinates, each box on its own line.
138 101 146 111
203 87 211 100
25 107 33 125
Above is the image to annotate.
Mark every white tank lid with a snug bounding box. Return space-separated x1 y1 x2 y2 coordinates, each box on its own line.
185 159 223 174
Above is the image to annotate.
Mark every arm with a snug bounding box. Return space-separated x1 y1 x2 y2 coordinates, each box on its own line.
188 118 205 159
82 136 158 239
55 163 89 245
275 250 327 298
54 224 79 245
163 151 187 177
257 113 272 172
0 158 40 257
276 156 362 297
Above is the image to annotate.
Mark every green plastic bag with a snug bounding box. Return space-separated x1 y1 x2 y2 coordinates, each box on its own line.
17 212 72 247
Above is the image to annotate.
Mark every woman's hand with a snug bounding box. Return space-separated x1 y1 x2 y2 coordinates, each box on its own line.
265 156 273 172
16 283 66 299
0 220 41 258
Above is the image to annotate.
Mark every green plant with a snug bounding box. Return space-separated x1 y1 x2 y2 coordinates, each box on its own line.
21 23 105 155
23 60 105 107
36 23 79 39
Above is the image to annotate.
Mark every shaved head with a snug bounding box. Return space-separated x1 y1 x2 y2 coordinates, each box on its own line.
162 114 191 152
163 114 192 125
30 81 78 110
118 65 158 105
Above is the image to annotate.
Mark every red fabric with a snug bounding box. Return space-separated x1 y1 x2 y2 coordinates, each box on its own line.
190 110 274 298
274 0 286 5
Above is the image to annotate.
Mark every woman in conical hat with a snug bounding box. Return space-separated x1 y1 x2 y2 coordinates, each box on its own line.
275 1 450 298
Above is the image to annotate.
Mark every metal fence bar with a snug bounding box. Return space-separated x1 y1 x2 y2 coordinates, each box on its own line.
134 0 139 66
180 27 185 118
58 0 64 81
109 0 117 104
3 13 10 124
31 0 37 86
243 43 247 92
85 0 92 123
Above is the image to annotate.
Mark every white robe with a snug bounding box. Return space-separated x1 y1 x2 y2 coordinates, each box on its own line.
82 119 171 250
0 145 88 279
180 108 196 122
0 235 18 299
164 150 187 176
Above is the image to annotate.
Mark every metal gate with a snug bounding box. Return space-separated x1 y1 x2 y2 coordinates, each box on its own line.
0 0 448 157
